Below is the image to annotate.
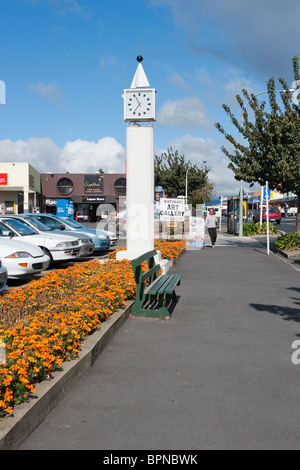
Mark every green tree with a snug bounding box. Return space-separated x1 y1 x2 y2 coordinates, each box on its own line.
190 184 215 205
154 147 214 203
215 56 300 231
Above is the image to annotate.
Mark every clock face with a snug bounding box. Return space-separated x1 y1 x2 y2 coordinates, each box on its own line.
124 88 155 121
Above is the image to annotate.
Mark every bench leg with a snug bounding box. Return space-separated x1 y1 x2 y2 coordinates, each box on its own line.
131 289 179 319
132 303 171 319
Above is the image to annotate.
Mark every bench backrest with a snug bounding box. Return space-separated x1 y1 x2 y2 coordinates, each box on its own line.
131 250 160 286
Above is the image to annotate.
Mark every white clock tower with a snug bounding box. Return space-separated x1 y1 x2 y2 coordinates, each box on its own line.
117 56 156 261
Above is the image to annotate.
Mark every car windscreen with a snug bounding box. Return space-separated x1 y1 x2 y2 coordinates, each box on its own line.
35 216 64 229
0 218 37 236
61 218 84 229
23 216 53 232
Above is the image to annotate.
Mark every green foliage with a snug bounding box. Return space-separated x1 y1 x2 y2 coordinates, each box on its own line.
154 147 214 201
274 232 300 251
242 222 257 236
243 222 277 236
215 56 300 231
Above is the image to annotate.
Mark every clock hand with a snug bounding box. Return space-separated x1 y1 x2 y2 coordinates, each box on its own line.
133 102 141 113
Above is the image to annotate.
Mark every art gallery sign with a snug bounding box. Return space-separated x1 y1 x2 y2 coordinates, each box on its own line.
159 198 185 222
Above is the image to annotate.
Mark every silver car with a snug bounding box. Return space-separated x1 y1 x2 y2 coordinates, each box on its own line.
23 213 111 252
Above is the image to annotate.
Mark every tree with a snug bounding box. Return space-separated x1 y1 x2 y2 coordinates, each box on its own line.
190 184 215 206
215 56 300 231
154 147 214 203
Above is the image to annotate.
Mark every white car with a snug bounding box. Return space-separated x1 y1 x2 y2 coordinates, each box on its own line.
0 238 50 279
0 259 8 292
1 215 95 257
0 218 81 265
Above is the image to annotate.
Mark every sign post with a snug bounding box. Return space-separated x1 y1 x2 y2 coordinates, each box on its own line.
159 198 185 222
159 198 184 241
264 182 270 255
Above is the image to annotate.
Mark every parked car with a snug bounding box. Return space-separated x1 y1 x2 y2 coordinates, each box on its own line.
61 216 117 248
251 210 260 222
22 213 111 252
0 218 81 265
0 259 8 293
0 237 50 279
252 206 281 224
1 215 95 257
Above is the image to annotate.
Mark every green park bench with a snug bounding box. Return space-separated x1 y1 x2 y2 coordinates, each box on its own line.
131 249 182 318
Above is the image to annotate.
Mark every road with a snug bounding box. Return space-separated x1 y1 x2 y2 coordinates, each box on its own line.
279 216 297 233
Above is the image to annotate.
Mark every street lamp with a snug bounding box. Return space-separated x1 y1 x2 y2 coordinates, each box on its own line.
185 161 207 204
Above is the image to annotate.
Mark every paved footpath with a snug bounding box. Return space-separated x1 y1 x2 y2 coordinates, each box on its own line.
19 234 300 450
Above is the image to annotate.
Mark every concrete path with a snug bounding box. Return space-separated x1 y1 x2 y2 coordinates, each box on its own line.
19 234 300 450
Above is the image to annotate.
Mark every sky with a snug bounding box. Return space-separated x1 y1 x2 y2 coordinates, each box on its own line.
0 0 299 197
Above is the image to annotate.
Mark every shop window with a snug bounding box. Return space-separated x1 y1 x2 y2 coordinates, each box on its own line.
114 178 126 196
57 177 74 195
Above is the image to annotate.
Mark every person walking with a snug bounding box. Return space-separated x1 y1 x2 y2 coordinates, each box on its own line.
205 208 218 248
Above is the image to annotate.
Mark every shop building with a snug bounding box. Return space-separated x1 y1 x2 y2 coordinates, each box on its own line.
0 162 42 214
41 173 126 222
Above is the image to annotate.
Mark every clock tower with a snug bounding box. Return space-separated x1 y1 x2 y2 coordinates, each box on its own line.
123 56 156 122
117 56 157 262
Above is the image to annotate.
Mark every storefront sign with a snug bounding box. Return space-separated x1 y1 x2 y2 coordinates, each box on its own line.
0 173 7 185
84 175 104 194
45 199 57 206
159 198 185 222
82 196 106 203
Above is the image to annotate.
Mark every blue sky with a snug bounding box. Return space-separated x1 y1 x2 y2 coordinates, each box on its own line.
0 0 299 196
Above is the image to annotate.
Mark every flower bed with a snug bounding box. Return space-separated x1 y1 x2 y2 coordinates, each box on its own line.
0 240 186 417
108 239 186 260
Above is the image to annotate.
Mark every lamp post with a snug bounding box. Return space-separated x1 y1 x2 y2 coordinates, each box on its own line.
185 161 207 204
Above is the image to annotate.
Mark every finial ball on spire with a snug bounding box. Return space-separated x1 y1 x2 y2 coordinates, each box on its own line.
137 55 143 63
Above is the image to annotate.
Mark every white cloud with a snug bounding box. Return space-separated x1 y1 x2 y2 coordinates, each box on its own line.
158 97 211 130
0 137 125 174
28 82 63 106
23 0 92 18
158 134 240 196
61 138 125 173
224 78 256 107
169 72 192 92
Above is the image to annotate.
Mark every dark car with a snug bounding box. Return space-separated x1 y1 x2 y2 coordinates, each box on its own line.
253 206 281 225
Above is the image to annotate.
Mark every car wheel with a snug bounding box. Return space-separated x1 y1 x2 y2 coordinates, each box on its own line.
276 220 280 225
40 247 53 268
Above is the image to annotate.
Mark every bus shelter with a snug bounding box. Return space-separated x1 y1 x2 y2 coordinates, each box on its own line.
227 197 248 235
